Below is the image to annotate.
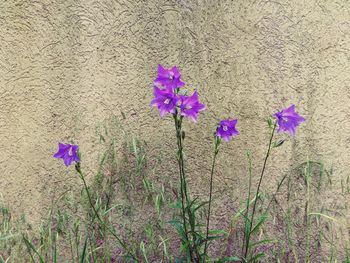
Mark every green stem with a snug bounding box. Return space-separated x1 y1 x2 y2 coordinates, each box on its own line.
242 151 253 255
305 161 311 263
75 163 138 262
203 137 220 260
243 122 276 260
173 113 195 262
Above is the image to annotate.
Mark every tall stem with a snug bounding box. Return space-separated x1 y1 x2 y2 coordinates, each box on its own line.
242 151 253 255
173 113 196 262
243 122 276 260
203 137 220 259
305 160 311 263
75 163 138 262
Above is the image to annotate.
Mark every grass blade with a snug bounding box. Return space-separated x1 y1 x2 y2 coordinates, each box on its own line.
22 235 45 263
80 235 89 263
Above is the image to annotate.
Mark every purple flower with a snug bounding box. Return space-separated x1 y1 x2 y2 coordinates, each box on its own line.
179 91 206 122
150 86 178 117
274 105 305 136
153 64 185 90
216 119 239 142
53 143 80 166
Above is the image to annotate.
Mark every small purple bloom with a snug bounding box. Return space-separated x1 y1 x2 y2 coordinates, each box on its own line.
53 143 80 166
179 91 206 122
150 86 178 117
274 105 305 136
216 119 239 142
154 64 185 90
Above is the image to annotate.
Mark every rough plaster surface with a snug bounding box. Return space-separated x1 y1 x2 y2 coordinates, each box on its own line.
0 0 349 244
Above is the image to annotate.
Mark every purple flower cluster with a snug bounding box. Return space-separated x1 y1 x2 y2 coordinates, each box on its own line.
151 64 205 122
214 105 304 141
150 65 305 142
53 66 306 168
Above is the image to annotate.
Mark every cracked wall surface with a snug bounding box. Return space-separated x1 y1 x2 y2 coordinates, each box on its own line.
0 0 349 245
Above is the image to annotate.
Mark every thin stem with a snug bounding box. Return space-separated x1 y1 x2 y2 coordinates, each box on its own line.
242 151 253 255
75 163 138 262
175 113 201 262
243 122 276 260
305 160 311 263
203 137 220 260
173 113 194 262
177 116 191 207
180 127 201 261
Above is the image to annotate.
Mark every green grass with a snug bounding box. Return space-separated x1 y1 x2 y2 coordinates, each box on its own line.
1 134 349 262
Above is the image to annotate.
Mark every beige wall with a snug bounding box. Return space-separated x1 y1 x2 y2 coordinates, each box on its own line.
1 0 349 239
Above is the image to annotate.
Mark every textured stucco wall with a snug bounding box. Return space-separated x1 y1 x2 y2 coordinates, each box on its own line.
0 0 349 239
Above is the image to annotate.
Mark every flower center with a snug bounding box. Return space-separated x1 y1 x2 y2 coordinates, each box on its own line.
68 147 73 156
168 73 174 80
154 81 162 88
186 105 192 110
223 125 228 131
164 98 171 105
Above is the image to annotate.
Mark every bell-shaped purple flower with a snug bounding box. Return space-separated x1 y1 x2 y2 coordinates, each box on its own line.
179 91 206 122
274 105 305 136
151 86 179 117
216 119 239 142
54 143 80 166
153 64 185 90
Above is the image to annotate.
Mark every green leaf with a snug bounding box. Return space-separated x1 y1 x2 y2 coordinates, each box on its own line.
175 257 187 262
0 234 17 241
53 233 58 263
206 235 224 241
167 220 185 239
248 252 266 262
210 256 241 262
99 151 108 165
103 204 124 216
244 219 251 237
80 235 89 263
308 212 337 222
140 241 149 263
193 201 209 212
249 239 274 248
155 194 163 216
273 139 285 148
250 215 268 235
208 229 227 235
168 200 182 209
167 219 182 225
187 197 199 210
22 235 45 263
267 117 273 129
